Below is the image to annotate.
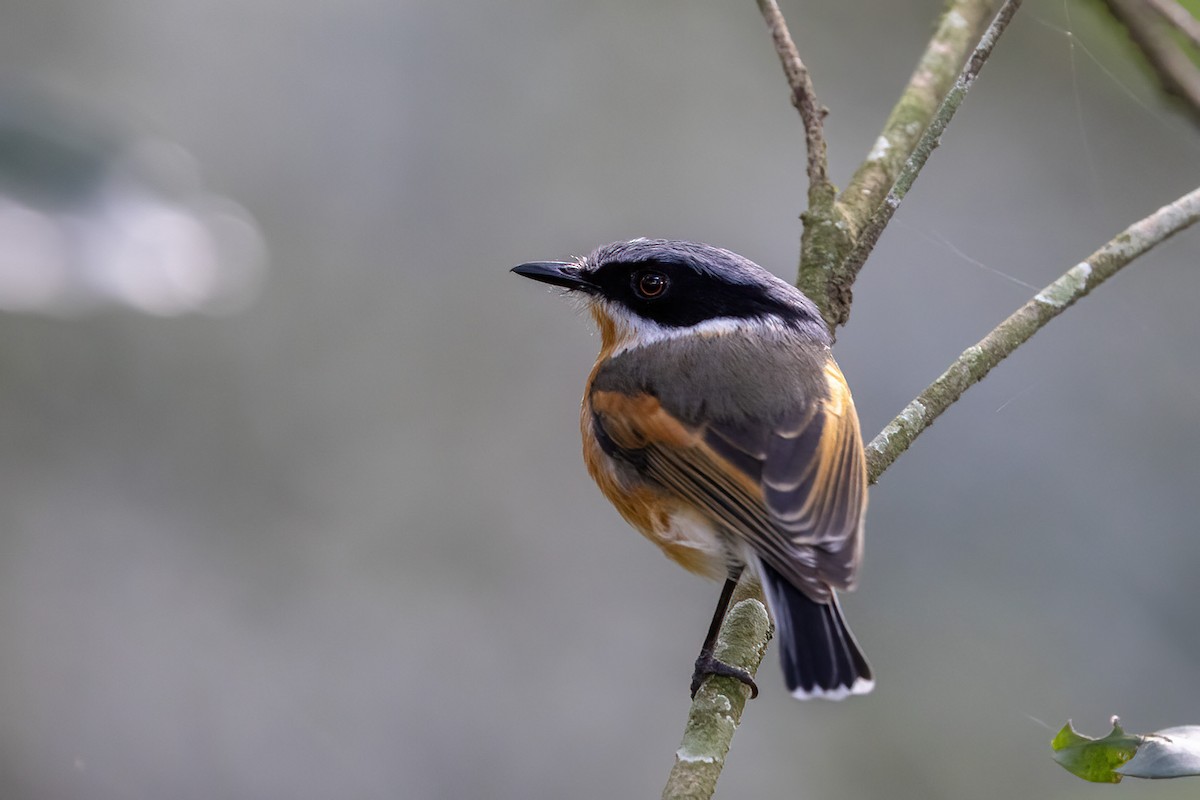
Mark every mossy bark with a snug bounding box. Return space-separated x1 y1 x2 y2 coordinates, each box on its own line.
661 578 772 800
799 0 1004 330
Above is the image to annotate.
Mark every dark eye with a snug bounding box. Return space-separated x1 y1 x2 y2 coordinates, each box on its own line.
634 271 669 299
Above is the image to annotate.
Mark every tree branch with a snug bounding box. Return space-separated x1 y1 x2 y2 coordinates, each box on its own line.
762 1 1013 330
661 578 772 800
663 6 1017 798
801 0 1005 330
839 0 1024 303
755 0 845 334
1105 0 1200 122
865 184 1200 481
1144 0 1200 52
661 5 1200 799
663 184 1200 800
837 0 1000 221
756 0 830 191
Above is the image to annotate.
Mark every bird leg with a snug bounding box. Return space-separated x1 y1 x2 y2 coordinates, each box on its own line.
690 570 759 699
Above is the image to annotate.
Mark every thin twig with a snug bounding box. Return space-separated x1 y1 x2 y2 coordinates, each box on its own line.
1145 0 1200 50
840 0 1024 299
755 0 845 335
865 185 1200 481
1105 0 1200 121
756 0 829 188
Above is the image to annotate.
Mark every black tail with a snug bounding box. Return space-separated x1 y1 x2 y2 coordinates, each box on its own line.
758 561 873 700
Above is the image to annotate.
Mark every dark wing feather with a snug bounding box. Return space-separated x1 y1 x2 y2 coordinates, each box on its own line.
705 362 866 592
755 365 866 587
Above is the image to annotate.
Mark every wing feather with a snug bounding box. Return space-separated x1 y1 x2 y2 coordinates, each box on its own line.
590 359 866 599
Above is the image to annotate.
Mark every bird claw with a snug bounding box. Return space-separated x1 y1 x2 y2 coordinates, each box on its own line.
690 652 759 699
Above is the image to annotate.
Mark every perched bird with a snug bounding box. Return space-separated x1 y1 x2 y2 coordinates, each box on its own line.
512 239 872 700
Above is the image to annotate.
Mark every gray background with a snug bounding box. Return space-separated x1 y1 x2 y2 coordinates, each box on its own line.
1 0 1199 797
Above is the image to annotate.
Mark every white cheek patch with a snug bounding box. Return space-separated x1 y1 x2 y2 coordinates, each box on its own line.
598 300 790 356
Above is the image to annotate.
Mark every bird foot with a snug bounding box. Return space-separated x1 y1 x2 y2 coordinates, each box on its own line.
690 652 759 699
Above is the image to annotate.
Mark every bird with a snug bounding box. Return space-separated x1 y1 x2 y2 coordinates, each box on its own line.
512 238 872 700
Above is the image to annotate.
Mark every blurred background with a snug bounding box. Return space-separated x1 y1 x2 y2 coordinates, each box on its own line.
0 0 1197 797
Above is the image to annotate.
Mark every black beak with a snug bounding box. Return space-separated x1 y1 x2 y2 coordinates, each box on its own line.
511 261 596 292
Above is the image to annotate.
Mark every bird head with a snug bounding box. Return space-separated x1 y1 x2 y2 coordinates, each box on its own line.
512 238 829 353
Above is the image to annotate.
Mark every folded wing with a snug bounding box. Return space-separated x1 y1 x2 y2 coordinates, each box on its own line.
590 361 866 601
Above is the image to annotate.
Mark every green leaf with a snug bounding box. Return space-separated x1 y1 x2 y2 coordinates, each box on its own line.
1051 718 1141 783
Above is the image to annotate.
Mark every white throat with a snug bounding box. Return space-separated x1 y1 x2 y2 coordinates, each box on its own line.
595 299 791 357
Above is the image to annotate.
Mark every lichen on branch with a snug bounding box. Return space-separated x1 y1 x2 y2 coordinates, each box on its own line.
661 580 772 800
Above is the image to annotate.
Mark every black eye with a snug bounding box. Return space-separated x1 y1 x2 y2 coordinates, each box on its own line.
634 270 669 299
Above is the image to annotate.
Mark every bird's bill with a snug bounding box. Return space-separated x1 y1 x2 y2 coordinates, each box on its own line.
511 261 596 292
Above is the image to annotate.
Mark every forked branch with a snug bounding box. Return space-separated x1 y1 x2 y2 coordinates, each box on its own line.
840 0 1024 302
662 4 1200 798
806 0 1012 329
